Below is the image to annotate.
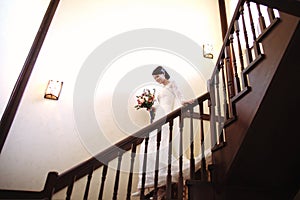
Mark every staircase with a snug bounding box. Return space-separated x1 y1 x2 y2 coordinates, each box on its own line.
186 0 300 199
211 19 300 199
0 0 300 199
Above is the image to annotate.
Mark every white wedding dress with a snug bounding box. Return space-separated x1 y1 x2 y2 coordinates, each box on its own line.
137 80 202 189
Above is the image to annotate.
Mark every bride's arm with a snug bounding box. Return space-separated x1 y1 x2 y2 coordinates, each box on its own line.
171 81 194 105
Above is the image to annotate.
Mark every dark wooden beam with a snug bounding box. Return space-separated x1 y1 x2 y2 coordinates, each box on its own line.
218 0 229 40
0 0 60 153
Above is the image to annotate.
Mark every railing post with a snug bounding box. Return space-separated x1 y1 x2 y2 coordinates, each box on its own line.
126 143 137 200
225 45 236 99
199 103 208 181
166 120 174 200
43 171 58 200
256 3 266 32
234 20 245 71
83 167 94 200
140 135 149 200
267 7 275 21
246 0 261 57
66 176 76 200
189 106 195 180
229 33 241 93
215 68 224 144
98 165 108 200
240 5 253 64
178 113 184 200
208 79 217 147
112 152 123 200
220 60 229 120
153 127 162 200
224 46 236 117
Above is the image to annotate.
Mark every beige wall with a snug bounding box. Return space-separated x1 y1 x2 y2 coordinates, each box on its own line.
0 0 50 116
225 0 239 23
0 0 222 198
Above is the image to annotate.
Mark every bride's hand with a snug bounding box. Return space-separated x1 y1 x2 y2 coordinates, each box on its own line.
148 107 156 112
182 99 195 105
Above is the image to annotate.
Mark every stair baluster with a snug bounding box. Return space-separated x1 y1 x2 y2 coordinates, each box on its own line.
112 152 123 200
234 20 245 71
267 7 275 21
140 135 149 200
246 0 261 56
153 127 162 200
235 18 251 92
66 176 76 200
189 107 196 180
43 172 59 200
209 78 217 148
98 165 107 200
224 46 236 117
166 120 174 200
229 33 242 94
178 114 184 200
126 143 137 200
240 5 253 63
199 103 208 181
215 68 223 144
220 60 230 120
256 3 266 32
83 167 94 200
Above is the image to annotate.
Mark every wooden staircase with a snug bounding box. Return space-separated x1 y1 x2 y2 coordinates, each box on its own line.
187 1 300 199
212 15 300 199
1 0 300 199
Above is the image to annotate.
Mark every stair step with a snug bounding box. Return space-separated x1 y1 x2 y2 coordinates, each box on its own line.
186 180 214 200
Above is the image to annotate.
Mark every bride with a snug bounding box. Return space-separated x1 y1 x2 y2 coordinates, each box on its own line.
134 66 195 198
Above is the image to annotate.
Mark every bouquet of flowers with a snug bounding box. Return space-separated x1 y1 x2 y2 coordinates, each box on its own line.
134 88 156 123
134 88 156 110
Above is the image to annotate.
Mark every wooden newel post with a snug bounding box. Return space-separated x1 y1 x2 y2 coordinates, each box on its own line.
225 45 236 99
224 45 236 118
43 171 59 200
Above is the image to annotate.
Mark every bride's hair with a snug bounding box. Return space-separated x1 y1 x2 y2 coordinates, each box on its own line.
152 66 170 80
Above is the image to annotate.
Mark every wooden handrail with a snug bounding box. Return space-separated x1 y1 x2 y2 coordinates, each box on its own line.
210 0 245 80
209 0 284 126
0 90 209 199
0 190 44 200
0 172 58 199
211 0 289 83
53 92 210 193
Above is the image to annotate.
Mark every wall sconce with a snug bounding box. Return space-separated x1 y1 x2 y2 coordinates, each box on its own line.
203 43 213 59
44 80 63 100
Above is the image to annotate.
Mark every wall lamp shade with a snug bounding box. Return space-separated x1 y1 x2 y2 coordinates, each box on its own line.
44 80 63 100
203 44 213 59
